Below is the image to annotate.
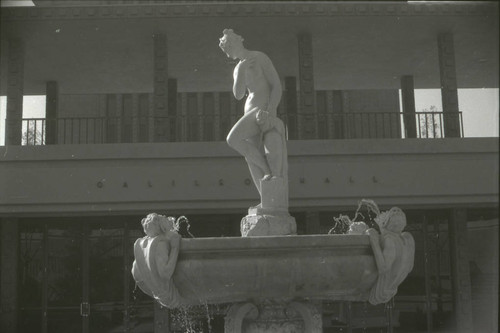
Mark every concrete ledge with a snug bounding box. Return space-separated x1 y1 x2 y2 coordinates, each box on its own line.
0 138 498 161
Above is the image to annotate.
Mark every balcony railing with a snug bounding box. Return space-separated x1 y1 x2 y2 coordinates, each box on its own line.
19 111 463 146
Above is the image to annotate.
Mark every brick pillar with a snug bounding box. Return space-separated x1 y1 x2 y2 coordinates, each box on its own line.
0 219 19 333
5 39 25 145
448 208 473 332
437 33 461 138
284 76 298 139
297 32 317 139
153 33 169 142
45 81 59 144
401 75 417 138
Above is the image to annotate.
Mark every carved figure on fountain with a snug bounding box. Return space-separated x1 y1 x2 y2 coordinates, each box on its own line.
131 213 182 308
366 207 415 305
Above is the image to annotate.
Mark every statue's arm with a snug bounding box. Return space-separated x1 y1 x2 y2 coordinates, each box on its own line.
367 229 384 272
160 232 181 279
402 232 416 272
381 239 396 273
259 53 282 113
367 229 396 274
233 60 250 100
155 239 170 279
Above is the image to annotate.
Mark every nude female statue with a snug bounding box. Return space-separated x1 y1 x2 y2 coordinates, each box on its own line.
219 29 286 197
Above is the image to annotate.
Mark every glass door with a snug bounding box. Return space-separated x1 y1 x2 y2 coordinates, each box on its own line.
46 222 84 332
19 218 155 333
88 221 126 332
19 220 83 333
19 222 45 333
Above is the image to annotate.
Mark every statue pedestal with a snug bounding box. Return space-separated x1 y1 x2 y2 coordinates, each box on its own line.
241 177 296 237
260 177 288 210
225 300 322 333
241 211 296 237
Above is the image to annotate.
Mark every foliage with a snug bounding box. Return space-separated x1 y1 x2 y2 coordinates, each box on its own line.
22 121 45 145
419 105 442 138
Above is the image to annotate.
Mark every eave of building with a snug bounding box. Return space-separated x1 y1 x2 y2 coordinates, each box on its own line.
7 1 498 18
0 1 498 95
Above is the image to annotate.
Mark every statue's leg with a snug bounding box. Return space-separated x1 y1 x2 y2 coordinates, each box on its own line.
263 129 283 178
246 135 265 195
227 110 271 176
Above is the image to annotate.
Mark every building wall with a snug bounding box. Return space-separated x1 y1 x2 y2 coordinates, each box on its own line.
1 2 498 95
59 94 102 117
0 138 497 216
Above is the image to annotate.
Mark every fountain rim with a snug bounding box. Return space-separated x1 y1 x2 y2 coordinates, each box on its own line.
178 234 372 255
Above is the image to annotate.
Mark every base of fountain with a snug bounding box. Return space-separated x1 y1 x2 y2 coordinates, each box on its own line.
225 300 322 333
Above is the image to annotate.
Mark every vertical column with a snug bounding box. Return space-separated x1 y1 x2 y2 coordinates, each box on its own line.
123 223 131 331
0 218 19 333
305 211 321 234
45 81 59 144
154 303 170 333
448 208 473 332
116 94 123 143
422 216 434 332
284 76 298 139
437 33 461 138
214 92 221 141
168 78 177 141
197 92 203 141
325 90 334 139
401 75 417 138
99 94 107 143
131 94 139 143
331 90 344 139
341 91 351 139
180 93 187 141
153 33 169 142
6 39 25 145
82 223 90 332
148 93 155 143
297 32 317 139
105 94 117 143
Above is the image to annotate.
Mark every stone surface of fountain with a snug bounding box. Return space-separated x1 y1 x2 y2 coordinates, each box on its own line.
132 207 415 332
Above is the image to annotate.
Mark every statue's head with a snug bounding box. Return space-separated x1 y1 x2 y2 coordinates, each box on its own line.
347 221 369 235
219 29 244 59
141 213 176 237
375 207 406 233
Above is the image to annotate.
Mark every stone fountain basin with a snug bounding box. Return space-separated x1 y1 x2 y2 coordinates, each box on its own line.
173 234 378 306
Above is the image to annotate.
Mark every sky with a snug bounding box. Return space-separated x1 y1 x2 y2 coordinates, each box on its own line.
0 0 35 7
0 88 498 145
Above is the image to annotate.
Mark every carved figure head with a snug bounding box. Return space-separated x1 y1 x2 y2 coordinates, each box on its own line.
141 213 176 237
347 221 369 235
219 28 244 59
375 207 406 233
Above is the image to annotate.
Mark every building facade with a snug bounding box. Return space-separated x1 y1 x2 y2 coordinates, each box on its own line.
0 1 498 332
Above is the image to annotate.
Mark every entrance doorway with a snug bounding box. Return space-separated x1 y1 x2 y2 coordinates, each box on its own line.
18 217 154 333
